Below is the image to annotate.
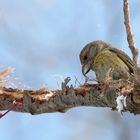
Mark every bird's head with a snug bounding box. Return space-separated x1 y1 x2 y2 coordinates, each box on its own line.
80 40 110 76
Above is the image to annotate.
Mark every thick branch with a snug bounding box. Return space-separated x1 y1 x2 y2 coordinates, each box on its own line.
0 80 140 115
123 0 138 65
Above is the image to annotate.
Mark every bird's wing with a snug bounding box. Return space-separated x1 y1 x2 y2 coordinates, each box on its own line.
108 47 134 73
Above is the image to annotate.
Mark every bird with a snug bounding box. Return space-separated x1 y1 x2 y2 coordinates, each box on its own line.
80 40 134 82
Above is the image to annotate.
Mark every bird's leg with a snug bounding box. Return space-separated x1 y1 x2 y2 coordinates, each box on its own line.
98 68 114 108
103 68 112 84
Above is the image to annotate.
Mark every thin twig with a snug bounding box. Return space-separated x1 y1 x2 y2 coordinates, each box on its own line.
123 0 138 65
74 76 82 87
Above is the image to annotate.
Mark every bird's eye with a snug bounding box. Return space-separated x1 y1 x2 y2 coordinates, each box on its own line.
84 55 88 60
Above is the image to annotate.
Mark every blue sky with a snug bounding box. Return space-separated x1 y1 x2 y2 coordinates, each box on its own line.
0 0 140 140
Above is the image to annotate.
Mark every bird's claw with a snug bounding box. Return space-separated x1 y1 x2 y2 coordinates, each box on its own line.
103 68 112 84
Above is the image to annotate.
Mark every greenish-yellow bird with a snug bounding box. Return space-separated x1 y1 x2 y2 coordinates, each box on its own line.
80 40 134 82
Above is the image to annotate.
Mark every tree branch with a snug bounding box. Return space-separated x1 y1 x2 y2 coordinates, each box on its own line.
123 0 138 65
0 79 140 115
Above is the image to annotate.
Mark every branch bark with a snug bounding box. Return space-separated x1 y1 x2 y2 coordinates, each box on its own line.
0 79 140 115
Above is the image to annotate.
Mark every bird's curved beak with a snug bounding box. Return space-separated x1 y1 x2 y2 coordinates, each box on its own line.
82 64 91 76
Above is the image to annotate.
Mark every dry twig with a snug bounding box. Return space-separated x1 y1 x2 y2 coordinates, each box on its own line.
123 0 138 65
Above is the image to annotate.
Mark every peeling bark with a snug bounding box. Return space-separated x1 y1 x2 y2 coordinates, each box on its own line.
0 79 140 115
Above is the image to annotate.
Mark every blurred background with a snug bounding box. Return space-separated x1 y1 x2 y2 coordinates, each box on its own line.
0 0 140 140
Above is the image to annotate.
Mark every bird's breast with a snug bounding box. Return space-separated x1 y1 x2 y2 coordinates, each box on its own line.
93 50 130 81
